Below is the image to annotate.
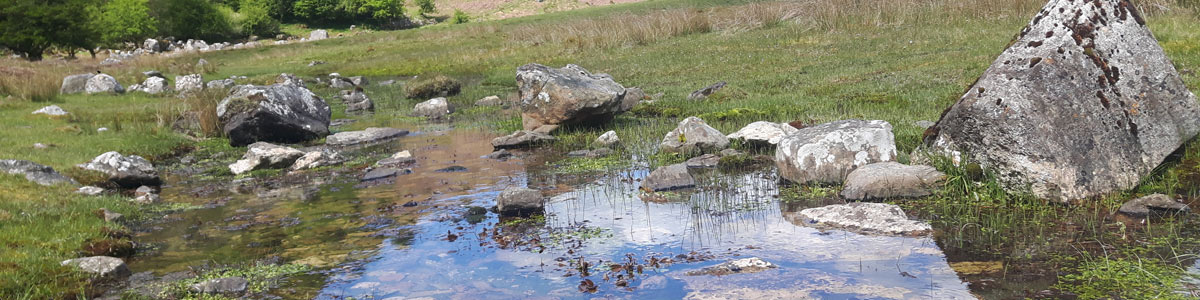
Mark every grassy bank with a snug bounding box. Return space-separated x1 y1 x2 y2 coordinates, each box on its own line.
1 0 1198 298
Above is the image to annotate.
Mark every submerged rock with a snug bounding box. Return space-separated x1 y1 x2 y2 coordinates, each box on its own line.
0 159 77 186
775 120 896 185
840 162 945 201
484 149 513 160
727 121 799 147
228 142 305 175
77 152 160 187
516 63 633 132
798 202 930 236
685 257 778 276
492 130 556 149
641 163 695 192
1118 194 1190 217
217 83 331 146
496 187 544 216
60 256 130 278
325 127 408 146
362 168 408 181
660 117 729 154
924 0 1200 202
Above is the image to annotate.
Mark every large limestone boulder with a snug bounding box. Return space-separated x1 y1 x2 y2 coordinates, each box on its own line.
840 162 945 201
228 142 305 175
0 159 77 186
516 64 634 132
217 84 331 146
85 74 125 94
77 152 160 187
775 120 896 185
61 74 95 94
924 0 1200 202
727 121 799 147
660 117 729 154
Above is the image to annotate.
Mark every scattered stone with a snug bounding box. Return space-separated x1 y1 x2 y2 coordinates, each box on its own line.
413 97 453 119
688 81 726 100
309 29 329 41
660 116 729 154
586 148 612 158
78 186 105 196
275 73 306 87
775 120 896 185
175 74 204 95
1118 194 1191 217
620 87 646 112
685 154 721 168
228 142 305 175
329 119 357 127
85 74 125 94
290 149 344 171
374 151 414 167
727 121 799 147
0 159 77 186
33 143 49 149
77 152 160 187
492 130 556 149
914 120 935 129
206 79 235 90
134 186 155 197
685 257 777 276
798 202 931 235
307 60 325 67
641 163 695 192
924 0 1200 202
97 127 110 133
60 256 130 278
496 187 544 216
330 76 354 89
719 149 741 157
325 127 408 146
595 130 620 147
217 83 331 146
133 192 160 204
32 105 69 116
475 95 504 106
341 89 374 113
190 277 248 295
840 162 945 201
131 77 169 94
362 168 406 181
60 74 95 94
484 150 513 160
516 64 633 132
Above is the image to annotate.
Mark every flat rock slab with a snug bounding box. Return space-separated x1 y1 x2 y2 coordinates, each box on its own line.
1 159 77 186
841 162 945 201
1118 194 1190 217
775 120 896 185
492 130 556 149
924 0 1200 202
77 152 160 187
326 128 409 146
228 142 305 175
798 202 931 236
641 163 695 192
362 168 409 181
727 121 798 146
61 256 130 278
686 257 778 276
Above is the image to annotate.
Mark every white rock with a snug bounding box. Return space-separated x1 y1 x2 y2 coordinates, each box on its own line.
727 121 799 146
32 105 68 116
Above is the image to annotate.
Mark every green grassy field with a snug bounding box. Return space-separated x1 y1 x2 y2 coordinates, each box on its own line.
1 0 1199 298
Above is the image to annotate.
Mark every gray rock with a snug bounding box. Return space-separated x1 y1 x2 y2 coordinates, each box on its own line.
586 148 612 158
595 130 620 147
134 185 155 197
133 192 160 204
719 149 741 157
330 77 354 89
685 154 721 168
413 97 453 119
924 0 1200 202
275 73 306 87
840 162 945 201
620 87 646 112
688 81 726 100
775 120 897 185
309 29 328 41
60 256 130 278
641 163 695 192
362 168 406 181
60 74 95 94
175 74 203 95
32 105 68 116
727 121 799 146
566 150 591 157
228 142 305 175
914 120 935 129
496 187 544 216
475 95 504 106
85 74 125 94
325 127 408 146
492 130 556 149
206 79 235 90
77 186 105 196
374 150 414 167
1118 194 1190 217
190 277 248 294
685 257 777 276
349 76 368 86
98 208 122 222
217 83 331 146
290 149 343 171
307 60 325 67
77 152 160 187
341 90 374 113
0 159 77 186
142 70 165 79
485 149 513 160
516 64 632 131
798 202 931 235
660 116 728 154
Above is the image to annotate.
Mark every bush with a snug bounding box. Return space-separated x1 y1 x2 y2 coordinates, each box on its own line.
451 9 469 24
343 0 405 22
405 75 461 99
90 0 158 47
292 0 342 22
157 0 235 40
239 0 281 36
415 0 434 16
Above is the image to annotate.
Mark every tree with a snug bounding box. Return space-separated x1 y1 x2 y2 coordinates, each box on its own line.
91 0 157 47
414 0 434 16
292 0 341 22
341 0 404 21
156 0 233 40
0 0 96 60
240 0 280 36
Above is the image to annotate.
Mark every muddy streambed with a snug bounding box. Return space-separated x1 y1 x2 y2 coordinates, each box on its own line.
108 126 1192 299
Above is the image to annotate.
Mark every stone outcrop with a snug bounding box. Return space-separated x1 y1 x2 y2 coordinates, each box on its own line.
924 0 1200 202
325 127 408 146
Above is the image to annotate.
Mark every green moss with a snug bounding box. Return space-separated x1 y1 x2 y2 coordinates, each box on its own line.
405 75 462 99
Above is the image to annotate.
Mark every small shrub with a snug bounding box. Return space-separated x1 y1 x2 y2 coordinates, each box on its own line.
451 9 470 24
239 0 281 36
415 0 435 16
404 75 461 99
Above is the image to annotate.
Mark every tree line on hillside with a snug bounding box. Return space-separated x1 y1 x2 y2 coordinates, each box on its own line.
0 0 441 61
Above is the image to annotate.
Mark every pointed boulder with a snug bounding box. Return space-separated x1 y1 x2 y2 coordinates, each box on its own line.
925 0 1200 202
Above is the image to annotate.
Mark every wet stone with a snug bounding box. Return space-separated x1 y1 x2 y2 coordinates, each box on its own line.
660 116 729 154
840 162 945 201
496 187 544 216
1118 194 1190 217
641 163 695 192
492 130 556 149
375 150 415 167
686 257 778 276
362 168 409 182
485 149 513 160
